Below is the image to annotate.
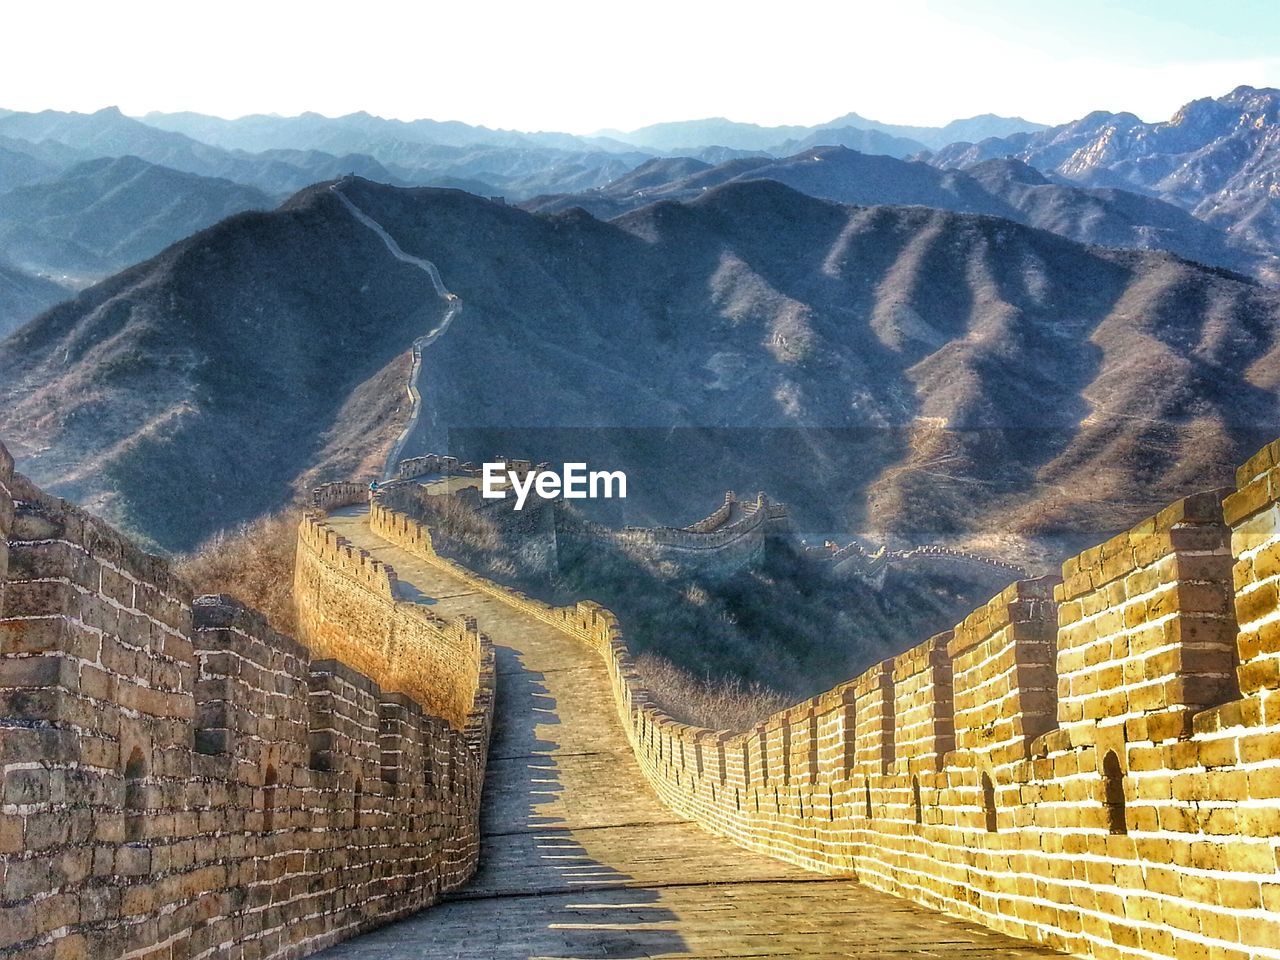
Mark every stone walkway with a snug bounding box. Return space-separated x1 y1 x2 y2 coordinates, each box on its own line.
315 506 1064 959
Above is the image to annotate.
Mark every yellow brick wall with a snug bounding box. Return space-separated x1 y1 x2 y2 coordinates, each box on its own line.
294 513 484 727
366 439 1280 960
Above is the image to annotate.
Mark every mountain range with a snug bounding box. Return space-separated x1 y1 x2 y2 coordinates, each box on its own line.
0 259 65 338
3 89 1280 558
523 147 1276 280
599 112 1047 154
928 86 1280 256
0 155 271 278
4 177 1278 554
0 103 1050 336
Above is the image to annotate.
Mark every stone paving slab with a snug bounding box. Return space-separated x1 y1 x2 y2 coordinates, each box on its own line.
314 508 1065 959
318 879 1064 960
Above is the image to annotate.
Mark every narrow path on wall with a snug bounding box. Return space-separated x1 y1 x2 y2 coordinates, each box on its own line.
313 504 1063 960
330 179 461 480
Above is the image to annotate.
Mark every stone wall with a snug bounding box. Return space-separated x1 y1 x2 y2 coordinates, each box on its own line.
822 538 1030 587
367 439 1280 960
0 449 495 960
392 454 543 483
294 514 486 728
309 481 369 511
611 492 790 551
552 490 790 576
684 491 737 534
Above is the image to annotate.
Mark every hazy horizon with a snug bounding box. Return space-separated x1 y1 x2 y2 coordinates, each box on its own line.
4 0 1278 133
8 101 1059 135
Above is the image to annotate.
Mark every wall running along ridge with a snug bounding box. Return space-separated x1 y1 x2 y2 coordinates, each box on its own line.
369 443 1280 960
550 490 789 579
0 444 495 960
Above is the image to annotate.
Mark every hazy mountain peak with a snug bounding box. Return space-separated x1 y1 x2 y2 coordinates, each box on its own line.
926 87 1280 270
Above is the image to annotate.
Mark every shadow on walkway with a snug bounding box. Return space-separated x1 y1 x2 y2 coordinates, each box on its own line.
314 645 691 959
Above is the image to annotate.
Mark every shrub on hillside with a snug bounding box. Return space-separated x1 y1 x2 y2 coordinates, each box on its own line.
176 509 302 635
634 653 791 729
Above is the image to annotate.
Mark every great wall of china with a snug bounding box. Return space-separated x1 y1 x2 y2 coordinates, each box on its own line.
0 153 1273 960
815 538 1031 585
7 161 1280 957
359 462 1280 960
0 444 494 959
386 453 1022 581
5 425 1280 958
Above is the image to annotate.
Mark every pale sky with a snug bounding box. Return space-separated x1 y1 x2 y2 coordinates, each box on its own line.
4 0 1279 132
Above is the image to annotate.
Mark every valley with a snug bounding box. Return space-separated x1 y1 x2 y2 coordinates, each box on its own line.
5 85 1280 705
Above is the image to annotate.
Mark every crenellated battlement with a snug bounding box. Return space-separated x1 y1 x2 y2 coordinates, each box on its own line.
294 509 491 729
0 443 495 960
817 537 1031 585
612 491 791 550
550 488 791 576
364 436 1280 960
10 424 1280 960
298 511 398 597
310 480 370 511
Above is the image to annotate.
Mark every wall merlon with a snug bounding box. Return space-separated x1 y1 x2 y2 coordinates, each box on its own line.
947 579 1059 768
193 593 310 661
310 656 382 699
892 631 952 682
1059 491 1231 603
310 481 369 512
852 658 895 773
892 632 955 773
1056 492 1240 738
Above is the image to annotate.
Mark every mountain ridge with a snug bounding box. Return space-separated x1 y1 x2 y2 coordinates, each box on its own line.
927 85 1280 258
4 177 1278 555
523 145 1276 280
0 155 272 278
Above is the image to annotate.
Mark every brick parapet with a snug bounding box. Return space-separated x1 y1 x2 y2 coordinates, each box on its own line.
685 491 736 533
949 577 1059 769
310 481 369 511
295 511 489 728
892 632 954 773
613 491 790 552
1225 440 1280 697
366 437 1280 960
1055 490 1240 746
0 443 493 960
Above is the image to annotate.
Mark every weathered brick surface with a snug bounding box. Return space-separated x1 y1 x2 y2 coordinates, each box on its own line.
365 445 1280 960
0 456 494 960
294 514 485 727
10 427 1280 960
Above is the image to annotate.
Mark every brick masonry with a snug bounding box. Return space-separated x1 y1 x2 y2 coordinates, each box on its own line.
0 447 495 960
366 442 1280 960
7 428 1280 960
294 513 487 727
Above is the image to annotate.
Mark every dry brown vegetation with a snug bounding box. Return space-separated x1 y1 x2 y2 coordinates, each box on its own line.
382 486 522 577
634 653 791 730
175 509 302 635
